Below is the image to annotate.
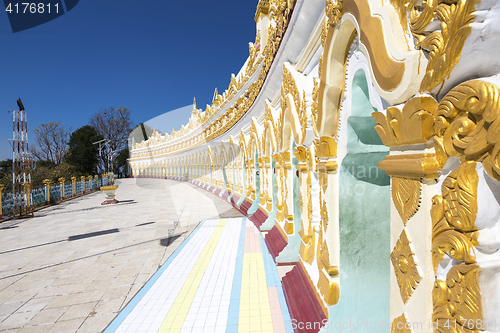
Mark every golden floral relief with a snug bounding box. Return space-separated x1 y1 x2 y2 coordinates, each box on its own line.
391 313 412 333
373 96 437 147
433 264 482 332
384 0 479 93
431 161 478 273
391 230 421 304
411 0 479 92
434 80 500 182
391 177 421 225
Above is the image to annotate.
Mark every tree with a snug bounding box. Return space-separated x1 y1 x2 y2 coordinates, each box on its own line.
129 122 157 146
114 148 130 176
0 159 13 186
66 126 103 175
32 122 71 164
89 107 134 172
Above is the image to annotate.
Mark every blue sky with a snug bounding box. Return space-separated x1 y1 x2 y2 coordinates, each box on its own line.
0 0 258 160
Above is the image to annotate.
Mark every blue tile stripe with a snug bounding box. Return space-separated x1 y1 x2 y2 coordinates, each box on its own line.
103 219 212 333
260 230 293 333
226 217 246 333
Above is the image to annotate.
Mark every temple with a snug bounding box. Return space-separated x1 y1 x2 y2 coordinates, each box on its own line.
128 0 500 331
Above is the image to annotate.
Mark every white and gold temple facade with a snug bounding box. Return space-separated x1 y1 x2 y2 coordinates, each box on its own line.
129 0 500 331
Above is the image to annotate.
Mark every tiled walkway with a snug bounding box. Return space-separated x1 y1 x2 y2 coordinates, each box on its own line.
104 218 292 333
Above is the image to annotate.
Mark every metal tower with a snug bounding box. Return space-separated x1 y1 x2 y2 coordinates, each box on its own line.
8 98 34 217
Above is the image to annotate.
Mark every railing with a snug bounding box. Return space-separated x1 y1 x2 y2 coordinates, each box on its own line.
0 173 114 220
31 187 46 206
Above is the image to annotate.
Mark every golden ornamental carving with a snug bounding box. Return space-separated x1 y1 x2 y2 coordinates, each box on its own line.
391 313 412 333
300 90 307 143
299 231 315 265
311 77 320 137
320 197 328 230
250 120 260 155
316 136 337 159
433 264 482 332
326 0 343 27
391 177 421 224
299 148 315 265
293 146 307 162
276 106 283 151
281 63 298 113
307 149 313 223
282 64 305 145
431 161 478 273
255 0 269 21
434 80 500 181
265 101 274 124
322 18 329 48
316 223 339 305
373 96 438 146
410 0 479 92
391 230 421 304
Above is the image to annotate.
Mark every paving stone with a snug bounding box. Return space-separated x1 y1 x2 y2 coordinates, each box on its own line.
14 297 54 314
27 306 68 325
15 323 53 332
58 301 98 321
46 318 86 333
0 301 27 316
0 311 37 330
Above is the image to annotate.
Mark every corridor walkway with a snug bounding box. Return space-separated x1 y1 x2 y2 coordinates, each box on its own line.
104 217 292 333
0 178 287 332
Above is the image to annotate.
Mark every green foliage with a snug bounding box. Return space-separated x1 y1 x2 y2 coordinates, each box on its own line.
0 159 13 186
0 158 87 189
31 162 80 187
114 148 129 174
66 126 103 175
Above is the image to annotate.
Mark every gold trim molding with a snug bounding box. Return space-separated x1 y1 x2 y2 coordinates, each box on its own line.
378 153 441 179
343 0 405 92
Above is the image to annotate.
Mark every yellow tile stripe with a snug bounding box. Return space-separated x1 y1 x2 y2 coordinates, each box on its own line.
239 253 273 333
158 219 227 333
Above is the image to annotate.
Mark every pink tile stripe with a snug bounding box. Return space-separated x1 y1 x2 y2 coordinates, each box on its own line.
243 226 261 254
269 287 287 333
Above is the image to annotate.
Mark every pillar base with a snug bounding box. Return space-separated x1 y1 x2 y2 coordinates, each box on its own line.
101 199 119 205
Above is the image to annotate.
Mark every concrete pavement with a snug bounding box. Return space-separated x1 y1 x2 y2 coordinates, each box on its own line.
0 178 242 332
